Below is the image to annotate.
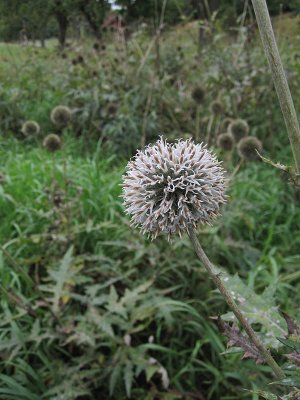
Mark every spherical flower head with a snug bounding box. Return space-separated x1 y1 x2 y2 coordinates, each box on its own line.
217 132 234 151
210 100 224 115
229 119 249 141
50 106 72 129
43 134 62 153
237 136 262 161
106 103 118 116
123 137 227 239
191 85 205 104
21 120 40 136
220 117 233 132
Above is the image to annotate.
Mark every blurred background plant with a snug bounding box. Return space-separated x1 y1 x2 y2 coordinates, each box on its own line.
0 0 300 399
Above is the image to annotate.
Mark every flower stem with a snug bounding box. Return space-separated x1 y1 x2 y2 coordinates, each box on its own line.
187 226 285 380
251 0 300 173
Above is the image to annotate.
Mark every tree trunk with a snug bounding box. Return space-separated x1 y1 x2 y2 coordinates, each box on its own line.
191 0 204 18
39 25 46 48
56 11 68 49
79 5 102 40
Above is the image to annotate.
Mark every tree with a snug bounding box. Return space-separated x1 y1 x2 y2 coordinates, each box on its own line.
75 0 110 40
115 0 187 25
0 0 111 48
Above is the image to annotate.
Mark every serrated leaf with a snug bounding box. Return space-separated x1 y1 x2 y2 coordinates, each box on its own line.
145 365 160 382
221 271 286 348
46 246 74 315
124 361 133 398
281 312 300 336
277 337 300 352
276 377 300 388
285 353 300 367
252 390 278 400
217 317 264 364
109 364 122 396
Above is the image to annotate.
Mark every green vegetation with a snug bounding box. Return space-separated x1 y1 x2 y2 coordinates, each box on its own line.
0 6 300 400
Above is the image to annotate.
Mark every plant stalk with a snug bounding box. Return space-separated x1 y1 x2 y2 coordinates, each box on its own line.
187 226 285 380
251 0 300 173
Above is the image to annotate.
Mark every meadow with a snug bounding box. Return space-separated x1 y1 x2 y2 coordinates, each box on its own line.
0 13 300 400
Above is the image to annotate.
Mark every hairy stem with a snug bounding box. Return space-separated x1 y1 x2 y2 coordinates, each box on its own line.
251 0 300 173
187 226 285 380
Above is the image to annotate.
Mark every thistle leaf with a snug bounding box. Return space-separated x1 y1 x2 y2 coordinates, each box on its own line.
124 361 133 398
281 312 300 336
221 272 286 348
217 317 264 364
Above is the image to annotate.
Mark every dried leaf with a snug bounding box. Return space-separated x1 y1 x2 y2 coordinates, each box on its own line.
281 312 300 337
285 353 300 367
217 317 264 364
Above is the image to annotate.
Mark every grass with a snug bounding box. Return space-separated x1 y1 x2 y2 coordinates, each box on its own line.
0 13 299 400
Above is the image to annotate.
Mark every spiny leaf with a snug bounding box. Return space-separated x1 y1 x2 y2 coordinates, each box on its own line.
124 361 133 398
252 390 278 400
42 246 74 315
274 377 300 388
285 353 300 367
217 317 264 364
281 312 300 337
221 271 286 348
277 337 300 352
109 364 122 396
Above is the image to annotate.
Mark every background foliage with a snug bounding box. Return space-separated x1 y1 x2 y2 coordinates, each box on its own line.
0 1 300 399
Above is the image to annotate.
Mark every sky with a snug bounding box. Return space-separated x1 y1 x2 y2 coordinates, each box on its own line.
108 0 122 10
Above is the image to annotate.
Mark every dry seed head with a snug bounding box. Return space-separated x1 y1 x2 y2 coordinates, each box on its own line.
191 85 205 104
220 118 233 132
123 137 227 239
43 134 62 153
229 119 249 141
50 105 72 129
217 133 234 151
106 103 118 116
210 100 224 115
21 120 40 136
237 136 262 161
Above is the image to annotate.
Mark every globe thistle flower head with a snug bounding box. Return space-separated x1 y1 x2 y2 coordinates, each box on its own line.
220 117 233 132
123 137 227 239
93 42 100 51
237 136 262 161
210 100 224 115
77 55 84 64
229 119 249 141
217 133 234 151
43 134 62 153
191 85 205 104
106 103 118 116
21 120 40 136
50 106 72 129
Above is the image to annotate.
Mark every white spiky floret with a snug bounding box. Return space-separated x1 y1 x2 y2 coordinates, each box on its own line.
122 137 227 239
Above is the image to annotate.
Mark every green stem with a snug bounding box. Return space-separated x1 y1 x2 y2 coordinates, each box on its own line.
251 0 300 173
187 226 285 380
195 106 200 143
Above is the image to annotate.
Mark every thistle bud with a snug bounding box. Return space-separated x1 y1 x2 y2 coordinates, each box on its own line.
21 120 40 136
220 118 233 132
191 85 205 104
237 136 262 161
210 100 224 115
43 134 62 153
217 133 234 151
229 119 249 141
50 106 72 129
